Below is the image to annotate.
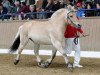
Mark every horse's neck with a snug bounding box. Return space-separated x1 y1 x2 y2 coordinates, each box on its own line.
49 18 66 35
50 16 66 30
49 9 67 33
50 9 66 27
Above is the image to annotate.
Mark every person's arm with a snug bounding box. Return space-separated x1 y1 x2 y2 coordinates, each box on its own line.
77 28 85 37
77 28 83 34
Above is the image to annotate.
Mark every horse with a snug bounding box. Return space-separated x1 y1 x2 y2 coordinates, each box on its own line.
9 8 79 68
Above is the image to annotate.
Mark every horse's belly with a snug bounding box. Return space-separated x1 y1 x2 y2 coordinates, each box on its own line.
29 34 52 45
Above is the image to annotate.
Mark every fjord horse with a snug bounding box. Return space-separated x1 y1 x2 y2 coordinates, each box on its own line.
9 8 79 68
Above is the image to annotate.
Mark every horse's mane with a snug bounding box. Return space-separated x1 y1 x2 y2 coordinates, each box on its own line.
50 8 67 19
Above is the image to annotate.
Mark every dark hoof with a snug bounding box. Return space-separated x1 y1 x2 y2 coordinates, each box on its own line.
14 60 19 65
38 60 44 68
44 61 51 68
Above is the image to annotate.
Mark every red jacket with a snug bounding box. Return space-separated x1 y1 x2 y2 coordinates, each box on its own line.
64 24 83 38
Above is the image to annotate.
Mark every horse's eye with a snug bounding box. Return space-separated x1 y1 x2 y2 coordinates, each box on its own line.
70 16 73 17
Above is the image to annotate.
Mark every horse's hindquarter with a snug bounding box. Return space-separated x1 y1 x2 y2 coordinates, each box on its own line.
20 19 65 45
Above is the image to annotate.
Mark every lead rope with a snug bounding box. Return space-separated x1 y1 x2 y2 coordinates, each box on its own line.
73 31 79 45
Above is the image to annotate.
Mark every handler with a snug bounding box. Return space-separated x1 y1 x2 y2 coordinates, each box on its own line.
64 22 85 68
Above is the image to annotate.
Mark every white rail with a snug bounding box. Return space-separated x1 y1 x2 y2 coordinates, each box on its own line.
0 49 100 58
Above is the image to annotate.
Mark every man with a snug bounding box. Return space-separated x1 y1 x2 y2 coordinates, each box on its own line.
64 18 85 68
0 3 10 20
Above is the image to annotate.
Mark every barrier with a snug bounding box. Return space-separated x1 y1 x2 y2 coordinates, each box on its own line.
0 11 54 20
0 8 100 20
78 8 100 11
1 49 100 58
0 17 100 58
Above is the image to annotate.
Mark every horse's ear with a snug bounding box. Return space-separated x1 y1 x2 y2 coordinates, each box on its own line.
67 4 77 12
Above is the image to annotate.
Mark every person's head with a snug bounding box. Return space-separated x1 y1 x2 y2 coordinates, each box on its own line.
0 4 3 10
21 2 26 7
87 4 91 9
47 0 53 4
29 5 35 12
85 2 92 9
81 3 86 9
76 2 82 9
54 0 59 4
59 0 64 3
96 3 100 9
15 1 20 7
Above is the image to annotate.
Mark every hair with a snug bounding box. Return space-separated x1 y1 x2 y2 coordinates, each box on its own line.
96 3 100 5
21 2 26 6
9 35 20 53
85 2 93 9
30 5 35 8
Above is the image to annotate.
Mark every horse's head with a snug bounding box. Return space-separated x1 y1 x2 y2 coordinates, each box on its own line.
64 9 81 28
50 8 80 28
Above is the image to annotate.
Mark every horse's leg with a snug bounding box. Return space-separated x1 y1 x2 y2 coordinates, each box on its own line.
29 38 45 68
33 42 57 68
44 49 57 68
49 34 73 68
14 35 28 65
33 43 44 67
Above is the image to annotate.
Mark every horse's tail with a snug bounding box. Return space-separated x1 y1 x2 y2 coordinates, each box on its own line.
9 31 20 53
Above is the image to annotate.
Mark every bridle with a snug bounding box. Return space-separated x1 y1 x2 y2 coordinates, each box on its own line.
66 10 77 26
66 10 79 45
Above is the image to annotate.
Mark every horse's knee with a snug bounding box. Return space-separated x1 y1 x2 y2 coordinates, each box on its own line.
59 50 67 56
18 50 22 54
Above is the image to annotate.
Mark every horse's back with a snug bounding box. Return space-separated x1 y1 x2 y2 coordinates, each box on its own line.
19 19 50 32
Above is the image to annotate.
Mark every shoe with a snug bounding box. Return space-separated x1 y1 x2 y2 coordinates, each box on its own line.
73 64 83 68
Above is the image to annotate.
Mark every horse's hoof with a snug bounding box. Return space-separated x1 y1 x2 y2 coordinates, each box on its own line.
37 60 46 68
14 60 19 65
37 60 43 65
67 63 73 72
67 63 73 68
44 61 51 68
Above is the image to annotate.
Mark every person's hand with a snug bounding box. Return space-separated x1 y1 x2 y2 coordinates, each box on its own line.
82 33 85 37
82 33 89 37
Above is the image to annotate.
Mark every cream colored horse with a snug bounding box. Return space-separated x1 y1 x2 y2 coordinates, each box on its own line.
9 8 79 68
